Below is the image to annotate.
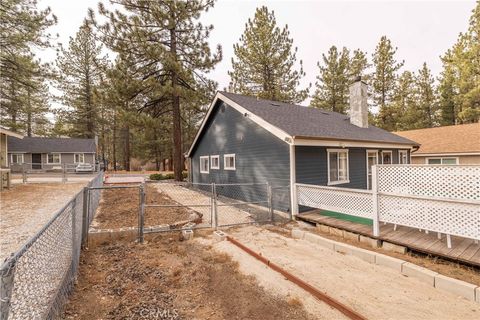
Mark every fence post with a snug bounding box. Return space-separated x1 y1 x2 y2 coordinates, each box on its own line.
372 165 380 237
138 184 145 243
0 260 15 320
267 183 273 222
81 187 90 248
62 164 67 183
22 164 27 184
212 183 218 229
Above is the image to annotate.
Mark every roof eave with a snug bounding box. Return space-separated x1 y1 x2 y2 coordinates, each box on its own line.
292 135 420 147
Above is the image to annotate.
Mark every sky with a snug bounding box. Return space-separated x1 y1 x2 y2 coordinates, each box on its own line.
38 0 476 105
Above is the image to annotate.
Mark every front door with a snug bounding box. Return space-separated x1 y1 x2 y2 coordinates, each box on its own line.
32 154 42 169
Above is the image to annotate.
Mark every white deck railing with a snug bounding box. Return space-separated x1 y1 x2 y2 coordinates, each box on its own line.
295 165 480 247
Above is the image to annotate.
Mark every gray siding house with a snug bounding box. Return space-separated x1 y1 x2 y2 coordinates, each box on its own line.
187 79 419 213
8 137 97 172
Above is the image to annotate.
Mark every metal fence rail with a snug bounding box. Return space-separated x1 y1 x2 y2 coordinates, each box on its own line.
0 172 103 320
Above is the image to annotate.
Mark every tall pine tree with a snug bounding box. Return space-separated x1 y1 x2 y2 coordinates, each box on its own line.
92 0 221 179
371 36 404 131
228 6 309 103
413 63 437 128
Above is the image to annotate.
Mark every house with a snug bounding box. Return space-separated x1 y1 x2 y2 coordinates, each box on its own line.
395 123 480 165
186 78 419 213
7 136 97 172
0 127 24 190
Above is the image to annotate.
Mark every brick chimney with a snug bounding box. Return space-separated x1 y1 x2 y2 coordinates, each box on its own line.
349 76 368 128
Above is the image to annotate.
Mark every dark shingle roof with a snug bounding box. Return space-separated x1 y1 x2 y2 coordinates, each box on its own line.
8 137 96 153
220 91 418 145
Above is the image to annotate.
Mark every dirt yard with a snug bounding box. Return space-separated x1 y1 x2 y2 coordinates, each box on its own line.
211 226 480 320
92 185 195 229
63 235 315 320
0 183 86 262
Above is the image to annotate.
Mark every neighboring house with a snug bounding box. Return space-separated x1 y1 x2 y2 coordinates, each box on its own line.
7 137 97 172
0 127 24 190
395 123 480 165
186 79 419 212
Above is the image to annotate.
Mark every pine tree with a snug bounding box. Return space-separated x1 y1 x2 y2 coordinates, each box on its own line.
413 63 437 128
371 36 404 131
349 49 370 80
392 71 416 131
438 57 457 125
92 0 221 180
311 46 350 113
228 6 309 103
55 22 108 138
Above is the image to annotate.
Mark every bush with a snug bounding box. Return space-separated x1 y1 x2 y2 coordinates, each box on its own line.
149 171 189 181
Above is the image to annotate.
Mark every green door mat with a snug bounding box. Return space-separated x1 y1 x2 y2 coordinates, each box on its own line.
320 210 373 226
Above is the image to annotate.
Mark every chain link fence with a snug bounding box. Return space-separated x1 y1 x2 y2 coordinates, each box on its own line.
0 172 103 320
10 163 99 184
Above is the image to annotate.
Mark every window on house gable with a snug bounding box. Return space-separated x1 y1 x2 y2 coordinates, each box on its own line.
327 149 349 185
200 156 209 173
224 154 236 170
47 153 61 164
210 155 219 169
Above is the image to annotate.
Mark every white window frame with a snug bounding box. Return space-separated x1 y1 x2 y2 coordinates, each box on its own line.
210 155 220 169
199 156 209 173
398 150 408 164
426 157 458 165
74 153 85 164
380 150 393 165
327 149 350 186
11 153 24 165
47 153 61 164
366 150 378 190
224 154 236 171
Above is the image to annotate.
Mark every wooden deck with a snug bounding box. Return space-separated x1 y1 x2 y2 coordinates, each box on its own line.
297 211 480 267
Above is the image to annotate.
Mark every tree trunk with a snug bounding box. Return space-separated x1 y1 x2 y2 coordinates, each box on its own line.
113 114 117 171
170 16 183 181
124 125 130 171
26 88 32 137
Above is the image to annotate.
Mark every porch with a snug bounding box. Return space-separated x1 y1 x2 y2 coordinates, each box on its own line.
297 210 480 267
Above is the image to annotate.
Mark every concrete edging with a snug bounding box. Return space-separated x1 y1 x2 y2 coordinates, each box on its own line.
291 228 479 304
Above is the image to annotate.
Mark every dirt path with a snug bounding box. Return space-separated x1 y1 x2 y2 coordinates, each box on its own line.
0 183 86 262
212 226 480 320
63 235 315 320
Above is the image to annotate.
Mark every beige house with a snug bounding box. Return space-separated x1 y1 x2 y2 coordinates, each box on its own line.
0 127 24 190
395 123 480 165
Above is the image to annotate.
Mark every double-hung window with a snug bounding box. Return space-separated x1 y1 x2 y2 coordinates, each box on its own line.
47 153 61 164
74 153 85 163
199 156 209 173
11 154 24 165
327 149 349 185
224 154 236 170
210 155 219 169
398 150 408 164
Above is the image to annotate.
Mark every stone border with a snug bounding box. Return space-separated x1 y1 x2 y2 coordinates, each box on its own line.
292 229 480 303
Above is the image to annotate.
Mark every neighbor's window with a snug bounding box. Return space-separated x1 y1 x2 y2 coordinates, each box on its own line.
427 158 457 165
224 154 236 170
74 153 85 163
381 151 393 164
327 149 349 185
199 156 209 173
398 150 408 164
11 154 24 164
210 155 219 169
47 153 61 164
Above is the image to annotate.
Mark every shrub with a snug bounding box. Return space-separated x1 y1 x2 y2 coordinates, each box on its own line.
149 171 189 181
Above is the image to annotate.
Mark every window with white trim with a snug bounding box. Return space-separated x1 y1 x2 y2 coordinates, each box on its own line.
381 151 392 164
327 149 349 185
398 150 408 164
224 154 236 170
11 154 24 164
74 153 85 163
210 155 219 169
199 156 209 173
47 153 61 164
427 157 457 165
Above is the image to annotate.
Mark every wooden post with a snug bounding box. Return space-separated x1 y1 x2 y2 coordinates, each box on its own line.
81 187 89 248
372 165 380 237
212 183 218 229
267 183 273 222
289 144 298 218
138 184 145 243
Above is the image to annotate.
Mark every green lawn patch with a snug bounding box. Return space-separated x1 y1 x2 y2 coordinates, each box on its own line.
320 210 373 226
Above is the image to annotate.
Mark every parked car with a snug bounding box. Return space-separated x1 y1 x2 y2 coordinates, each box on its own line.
75 163 94 173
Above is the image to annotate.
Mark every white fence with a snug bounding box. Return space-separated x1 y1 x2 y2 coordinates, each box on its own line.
295 165 480 247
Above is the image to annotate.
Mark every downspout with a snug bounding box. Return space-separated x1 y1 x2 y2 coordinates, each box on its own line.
289 140 297 218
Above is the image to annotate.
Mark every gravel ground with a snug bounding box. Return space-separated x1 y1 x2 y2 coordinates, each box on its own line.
211 226 480 320
0 183 87 262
